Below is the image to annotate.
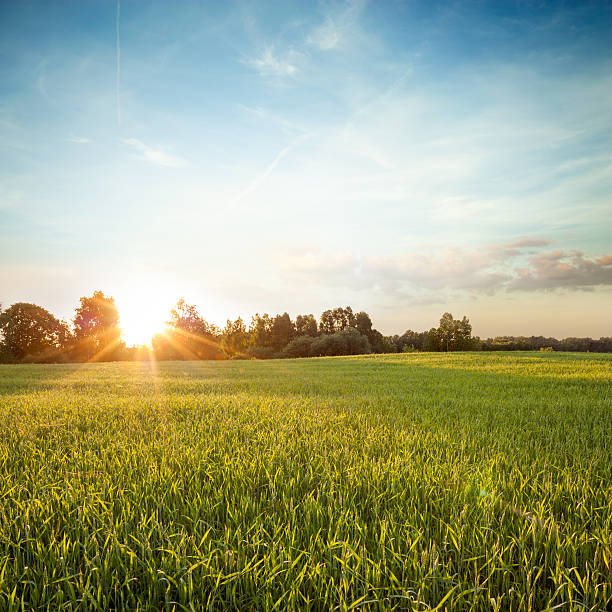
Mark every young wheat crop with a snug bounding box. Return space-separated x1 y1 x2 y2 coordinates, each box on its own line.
0 352 610 610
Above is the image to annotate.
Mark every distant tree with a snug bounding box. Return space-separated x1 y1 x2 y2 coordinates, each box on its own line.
389 330 429 352
270 312 295 350
354 311 373 337
372 333 394 354
153 298 223 360
73 291 123 361
456 316 474 350
247 345 277 360
168 299 217 336
319 309 336 335
479 335 612 353
423 327 442 351
430 313 474 351
353 311 390 353
249 313 273 348
437 312 456 351
309 327 371 357
319 306 356 334
222 317 248 356
282 335 316 358
295 314 318 337
335 306 355 330
0 302 70 362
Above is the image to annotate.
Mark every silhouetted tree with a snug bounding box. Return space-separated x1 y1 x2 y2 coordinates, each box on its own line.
3 293 611 362
73 291 122 361
0 302 70 362
153 298 224 360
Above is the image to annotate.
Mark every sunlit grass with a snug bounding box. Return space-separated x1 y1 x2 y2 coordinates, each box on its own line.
0 352 610 610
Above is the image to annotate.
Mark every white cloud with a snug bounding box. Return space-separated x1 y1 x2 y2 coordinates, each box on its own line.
121 138 186 168
307 18 341 50
246 47 298 77
65 136 91 144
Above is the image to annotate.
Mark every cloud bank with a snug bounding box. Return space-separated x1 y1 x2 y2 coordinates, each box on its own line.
280 238 612 299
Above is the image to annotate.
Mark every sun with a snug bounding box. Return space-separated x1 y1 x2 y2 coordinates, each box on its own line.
117 294 169 347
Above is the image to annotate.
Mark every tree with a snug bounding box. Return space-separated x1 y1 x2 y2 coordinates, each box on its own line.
354 311 373 336
249 313 273 348
438 312 456 351
432 313 474 351
389 330 428 352
353 311 389 353
270 312 295 350
424 327 442 351
319 309 336 334
310 327 371 357
282 335 316 358
153 299 223 360
456 316 474 350
168 299 216 336
73 291 122 361
295 314 318 337
222 317 248 356
319 306 355 334
0 302 70 362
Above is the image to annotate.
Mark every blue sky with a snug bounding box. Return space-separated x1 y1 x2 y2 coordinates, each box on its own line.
1 0 611 339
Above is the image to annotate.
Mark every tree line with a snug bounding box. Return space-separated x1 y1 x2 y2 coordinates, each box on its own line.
0 291 610 363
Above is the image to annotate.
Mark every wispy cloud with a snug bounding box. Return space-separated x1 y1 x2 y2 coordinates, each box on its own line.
121 138 186 168
65 136 91 144
246 47 298 77
306 0 369 52
307 18 342 50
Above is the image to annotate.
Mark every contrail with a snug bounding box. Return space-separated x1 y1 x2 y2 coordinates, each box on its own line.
230 134 307 206
116 0 121 127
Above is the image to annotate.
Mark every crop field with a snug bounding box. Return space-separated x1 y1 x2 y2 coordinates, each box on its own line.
0 352 610 610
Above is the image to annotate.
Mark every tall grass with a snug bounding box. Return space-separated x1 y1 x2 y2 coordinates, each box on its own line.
0 352 610 610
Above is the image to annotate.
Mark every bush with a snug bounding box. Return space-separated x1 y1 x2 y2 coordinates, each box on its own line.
282 336 315 358
21 347 69 364
309 328 371 357
248 346 278 360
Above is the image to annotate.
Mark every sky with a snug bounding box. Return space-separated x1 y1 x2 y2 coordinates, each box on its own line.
1 0 611 340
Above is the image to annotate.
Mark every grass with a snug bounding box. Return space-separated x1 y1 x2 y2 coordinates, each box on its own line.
0 352 610 610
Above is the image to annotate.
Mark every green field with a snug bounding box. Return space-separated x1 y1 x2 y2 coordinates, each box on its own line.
0 352 610 610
